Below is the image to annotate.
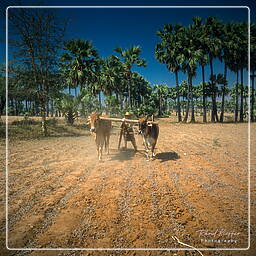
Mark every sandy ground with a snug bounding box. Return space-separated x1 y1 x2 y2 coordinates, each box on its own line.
0 119 255 256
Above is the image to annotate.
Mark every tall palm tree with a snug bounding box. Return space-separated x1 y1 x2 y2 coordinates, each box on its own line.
60 39 99 96
100 55 126 105
238 22 248 122
130 72 149 107
192 17 209 123
220 22 233 122
205 17 224 122
155 24 184 122
251 22 256 122
224 22 246 122
179 24 203 123
114 46 147 108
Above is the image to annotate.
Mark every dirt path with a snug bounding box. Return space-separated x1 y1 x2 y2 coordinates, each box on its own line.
0 121 255 256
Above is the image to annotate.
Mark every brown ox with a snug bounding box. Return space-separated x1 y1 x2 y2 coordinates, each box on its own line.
138 116 159 160
87 113 112 161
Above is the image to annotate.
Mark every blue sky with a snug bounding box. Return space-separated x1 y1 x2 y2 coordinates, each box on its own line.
2 0 255 90
58 6 249 87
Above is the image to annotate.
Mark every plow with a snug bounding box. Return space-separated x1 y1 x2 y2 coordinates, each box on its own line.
99 116 157 150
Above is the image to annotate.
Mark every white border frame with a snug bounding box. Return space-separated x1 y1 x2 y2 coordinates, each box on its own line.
5 5 251 252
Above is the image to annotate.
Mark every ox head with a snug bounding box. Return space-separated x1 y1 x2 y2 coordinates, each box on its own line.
87 112 101 133
138 115 150 134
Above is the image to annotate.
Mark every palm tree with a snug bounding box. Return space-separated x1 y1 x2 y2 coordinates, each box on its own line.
60 39 99 96
100 55 126 106
220 22 232 122
130 72 149 108
155 24 184 122
153 84 169 116
205 17 224 122
114 46 147 108
238 22 248 122
178 24 203 123
251 22 256 122
224 22 247 122
192 17 209 122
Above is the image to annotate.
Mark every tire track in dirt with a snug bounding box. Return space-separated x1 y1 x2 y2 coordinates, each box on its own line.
6 136 94 231
6 165 74 231
159 135 248 191
7 137 98 248
159 131 248 175
9 164 98 255
7 137 93 201
69 165 119 248
114 160 158 248
111 164 135 248
164 156 247 248
13 165 94 256
147 160 207 250
27 156 122 249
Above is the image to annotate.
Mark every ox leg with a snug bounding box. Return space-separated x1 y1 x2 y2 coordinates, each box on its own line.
99 145 103 161
147 142 154 161
106 134 110 154
142 136 150 160
96 137 103 161
97 146 100 161
152 143 156 158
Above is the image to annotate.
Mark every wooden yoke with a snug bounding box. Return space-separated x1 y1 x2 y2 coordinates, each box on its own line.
99 116 139 123
99 116 158 125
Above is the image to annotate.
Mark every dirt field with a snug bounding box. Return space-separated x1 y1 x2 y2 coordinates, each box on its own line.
0 118 255 256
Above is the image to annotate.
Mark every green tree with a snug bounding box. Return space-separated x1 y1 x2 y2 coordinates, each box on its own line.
251 22 256 122
0 75 5 118
155 24 184 122
178 24 203 123
60 39 99 96
192 17 209 122
153 84 169 116
8 8 65 135
58 94 79 125
205 17 224 122
114 46 147 108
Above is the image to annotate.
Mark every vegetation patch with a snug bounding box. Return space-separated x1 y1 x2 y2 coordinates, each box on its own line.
3 117 88 141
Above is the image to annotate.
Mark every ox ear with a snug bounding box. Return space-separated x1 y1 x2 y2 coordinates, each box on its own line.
86 116 91 125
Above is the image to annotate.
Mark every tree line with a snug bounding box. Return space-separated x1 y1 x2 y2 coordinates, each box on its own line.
0 8 255 135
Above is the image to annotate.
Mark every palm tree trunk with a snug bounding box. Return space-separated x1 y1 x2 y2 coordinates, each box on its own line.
210 59 215 122
183 76 190 123
235 71 239 122
251 70 255 122
220 64 227 122
158 94 162 116
240 68 244 122
202 64 207 123
98 91 102 110
183 100 189 123
40 101 47 136
51 99 54 117
189 74 195 123
210 59 219 122
175 70 182 122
